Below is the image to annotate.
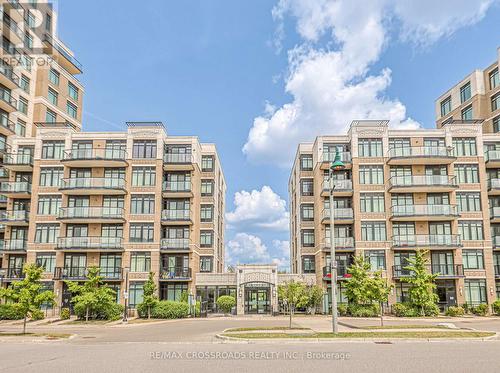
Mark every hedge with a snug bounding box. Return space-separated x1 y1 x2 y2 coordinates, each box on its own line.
0 303 24 320
150 301 189 319
74 302 124 321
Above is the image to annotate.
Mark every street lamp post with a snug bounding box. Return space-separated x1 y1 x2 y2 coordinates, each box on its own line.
122 267 130 323
329 149 346 334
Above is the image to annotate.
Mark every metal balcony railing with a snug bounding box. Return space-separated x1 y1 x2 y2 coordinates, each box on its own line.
163 180 191 192
324 236 355 248
392 234 462 248
3 154 33 166
391 204 458 217
4 267 24 279
322 265 350 278
321 208 354 220
0 63 20 86
99 267 123 280
0 88 17 108
493 236 500 248
0 210 29 222
58 207 125 220
63 148 127 161
3 239 27 251
485 150 500 162
57 237 123 250
0 181 31 193
321 151 352 163
43 34 83 72
163 153 193 164
388 146 452 158
54 267 87 280
159 267 192 280
160 238 190 250
488 178 500 190
161 209 190 221
491 207 500 219
0 112 16 133
389 175 457 188
60 177 126 190
431 264 464 277
392 265 414 278
322 179 353 191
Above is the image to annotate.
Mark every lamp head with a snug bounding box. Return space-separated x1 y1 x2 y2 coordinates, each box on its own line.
330 148 346 171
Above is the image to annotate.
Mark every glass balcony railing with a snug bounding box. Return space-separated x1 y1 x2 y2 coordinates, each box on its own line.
162 180 191 192
485 150 500 162
3 154 33 166
58 207 125 220
391 204 458 217
488 178 500 190
431 264 463 277
0 113 16 133
389 175 457 188
0 88 17 108
43 34 83 72
0 181 31 193
3 239 27 251
60 177 126 190
324 236 355 248
160 238 190 250
57 237 123 250
54 267 87 280
159 267 192 280
63 148 127 161
492 236 500 248
388 146 452 158
392 234 461 248
161 209 190 221
0 210 29 222
163 153 193 164
321 151 352 163
0 63 20 86
322 179 353 191
321 208 354 220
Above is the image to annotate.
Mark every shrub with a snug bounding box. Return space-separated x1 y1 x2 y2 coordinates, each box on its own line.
423 302 440 317
60 308 71 320
347 303 379 317
445 306 465 317
471 304 488 316
337 304 348 316
74 302 123 321
0 303 24 320
30 309 44 321
216 295 236 314
150 301 189 319
392 303 418 317
492 300 500 316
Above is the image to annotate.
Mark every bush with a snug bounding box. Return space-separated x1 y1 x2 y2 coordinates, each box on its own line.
347 303 379 317
423 302 440 317
73 302 124 321
445 306 465 317
60 308 71 320
216 295 236 314
337 304 348 316
471 304 488 316
0 303 24 320
30 309 44 321
392 303 417 317
492 300 500 316
150 301 189 319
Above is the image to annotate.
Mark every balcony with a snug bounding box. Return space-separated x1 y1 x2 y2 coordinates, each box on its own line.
163 153 194 171
160 238 190 251
161 209 192 224
321 179 353 197
431 264 464 278
322 265 351 280
493 236 500 249
321 208 354 223
0 112 16 136
320 151 352 170
390 204 458 221
99 267 123 281
56 237 124 251
59 178 126 195
495 264 500 278
2 1 24 23
392 265 414 279
387 146 455 165
3 239 27 252
57 207 125 223
2 268 25 281
488 178 500 195
392 234 462 249
3 154 33 172
0 181 31 198
0 88 17 113
62 148 127 167
54 267 88 280
485 150 500 168
162 181 193 198
42 34 83 74
0 63 20 90
324 237 355 250
0 210 29 225
159 267 192 280
388 175 457 193
0 168 9 179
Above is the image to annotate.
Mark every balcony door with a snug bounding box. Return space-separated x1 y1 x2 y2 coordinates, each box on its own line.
100 254 121 279
8 254 24 270
161 255 188 273
431 251 454 275
425 165 447 176
64 253 86 277
427 193 449 205
66 224 88 237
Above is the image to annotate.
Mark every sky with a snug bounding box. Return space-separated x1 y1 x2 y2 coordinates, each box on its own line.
55 0 500 270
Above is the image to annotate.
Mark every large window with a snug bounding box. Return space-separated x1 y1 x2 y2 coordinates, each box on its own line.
128 282 144 308
201 155 214 172
302 256 315 274
458 221 483 240
455 164 479 183
460 82 471 103
200 205 214 222
66 101 77 119
300 179 314 196
201 180 214 196
440 96 451 117
490 68 499 90
129 223 154 242
456 192 481 212
160 283 188 302
464 279 487 305
494 116 500 133
360 193 385 212
130 252 151 272
20 75 30 93
36 253 56 272
132 167 156 186
200 230 213 247
130 195 155 214
48 87 58 105
37 195 61 215
18 97 28 114
68 82 79 100
358 139 382 157
492 92 500 112
200 257 213 272
42 140 65 159
364 250 386 270
461 105 473 120
46 109 56 123
361 222 386 241
453 138 476 156
301 229 315 247
133 140 157 158
39 167 64 187
300 155 313 171
463 250 484 270
359 165 384 184
34 223 60 243
300 204 314 221
49 68 59 85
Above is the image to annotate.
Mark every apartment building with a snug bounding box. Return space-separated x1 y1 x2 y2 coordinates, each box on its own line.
435 47 499 133
0 122 226 310
289 119 499 310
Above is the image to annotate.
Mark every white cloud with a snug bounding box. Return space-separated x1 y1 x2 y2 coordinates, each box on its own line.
226 186 289 231
243 0 496 167
225 234 290 268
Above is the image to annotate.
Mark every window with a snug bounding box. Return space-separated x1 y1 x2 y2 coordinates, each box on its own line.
15 119 26 136
302 256 315 274
133 140 157 158
129 282 144 308
200 257 213 272
492 92 500 112
464 279 487 305
460 82 471 103
361 222 386 241
130 195 155 214
201 155 214 172
20 75 30 93
458 221 483 240
200 230 213 247
455 164 479 183
300 179 314 196
456 192 481 212
494 116 500 133
25 10 35 27
36 253 56 273
102 224 123 238
360 193 385 213
24 32 33 49
48 88 58 105
358 139 382 157
365 250 386 270
18 97 28 115
300 155 313 171
359 165 384 184
461 105 473 120
46 13 52 32
200 205 214 222
39 167 63 187
201 180 214 196
45 108 56 123
440 96 451 117
160 283 188 301
301 229 315 247
463 250 484 270
68 82 79 100
300 204 314 221
129 223 154 242
34 223 59 243
42 140 64 159
490 68 499 90
130 252 151 272
452 138 476 156
49 68 59 85
131 167 155 187
37 195 61 215
66 101 77 118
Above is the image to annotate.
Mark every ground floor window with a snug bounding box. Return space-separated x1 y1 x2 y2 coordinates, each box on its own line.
129 282 144 308
196 286 237 313
40 281 54 310
325 282 348 307
496 280 500 300
160 282 188 301
464 279 487 305
395 282 411 303
106 283 121 303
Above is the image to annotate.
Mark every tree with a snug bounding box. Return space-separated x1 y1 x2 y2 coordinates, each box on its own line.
400 250 438 316
278 281 308 328
216 295 236 314
305 285 324 314
65 267 118 322
0 264 55 334
141 272 158 319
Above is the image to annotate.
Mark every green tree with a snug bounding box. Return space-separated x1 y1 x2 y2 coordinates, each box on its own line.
306 285 324 314
278 281 308 328
140 272 158 319
401 250 438 316
65 266 118 322
0 264 55 334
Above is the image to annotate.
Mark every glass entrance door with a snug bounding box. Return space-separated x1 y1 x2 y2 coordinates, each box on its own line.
244 286 270 314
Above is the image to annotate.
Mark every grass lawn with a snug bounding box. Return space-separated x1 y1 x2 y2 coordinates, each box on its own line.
225 326 310 332
128 318 170 324
0 332 72 339
63 319 113 325
361 325 450 330
222 331 495 339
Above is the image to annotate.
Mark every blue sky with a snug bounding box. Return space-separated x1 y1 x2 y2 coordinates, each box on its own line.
56 0 500 269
